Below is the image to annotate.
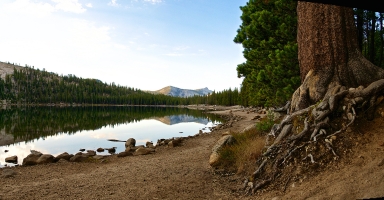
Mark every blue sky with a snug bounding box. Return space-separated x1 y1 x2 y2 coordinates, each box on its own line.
0 0 247 91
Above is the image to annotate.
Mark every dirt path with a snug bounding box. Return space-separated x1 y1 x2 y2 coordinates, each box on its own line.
1 106 384 199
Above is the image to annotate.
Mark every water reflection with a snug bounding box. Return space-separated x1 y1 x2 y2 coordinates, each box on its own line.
0 106 221 167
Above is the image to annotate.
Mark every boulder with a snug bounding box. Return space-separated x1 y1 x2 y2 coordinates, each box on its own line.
5 155 18 163
69 155 88 162
36 154 54 164
209 135 236 166
1 169 17 178
22 153 42 166
134 147 154 156
54 152 73 162
117 151 133 157
30 150 42 156
96 148 104 152
146 141 154 148
125 138 136 148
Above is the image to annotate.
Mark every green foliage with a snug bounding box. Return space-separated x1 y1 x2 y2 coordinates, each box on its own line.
184 87 241 106
234 0 300 107
354 9 384 68
0 65 241 106
256 110 275 133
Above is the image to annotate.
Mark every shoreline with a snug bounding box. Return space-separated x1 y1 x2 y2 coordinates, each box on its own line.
0 106 258 199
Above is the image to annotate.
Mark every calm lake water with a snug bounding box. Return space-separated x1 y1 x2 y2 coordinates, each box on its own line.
0 106 222 167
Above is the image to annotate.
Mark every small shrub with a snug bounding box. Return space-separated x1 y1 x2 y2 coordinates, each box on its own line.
256 110 275 133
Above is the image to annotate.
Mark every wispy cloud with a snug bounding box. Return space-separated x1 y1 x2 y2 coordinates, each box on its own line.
52 0 86 13
86 3 92 8
108 0 119 7
164 53 183 57
174 46 190 51
144 0 163 4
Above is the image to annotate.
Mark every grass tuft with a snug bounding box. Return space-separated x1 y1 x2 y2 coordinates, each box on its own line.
217 127 266 175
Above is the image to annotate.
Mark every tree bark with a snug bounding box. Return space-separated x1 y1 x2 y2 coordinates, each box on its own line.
292 2 384 112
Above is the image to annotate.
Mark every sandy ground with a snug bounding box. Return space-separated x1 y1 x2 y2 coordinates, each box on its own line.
1 106 384 200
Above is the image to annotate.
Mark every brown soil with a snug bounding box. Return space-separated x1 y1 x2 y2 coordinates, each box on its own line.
1 106 384 199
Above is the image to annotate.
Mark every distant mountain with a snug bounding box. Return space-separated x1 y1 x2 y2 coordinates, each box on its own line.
152 114 210 125
151 86 213 98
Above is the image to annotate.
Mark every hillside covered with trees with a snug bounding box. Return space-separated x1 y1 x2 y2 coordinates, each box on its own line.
0 62 241 106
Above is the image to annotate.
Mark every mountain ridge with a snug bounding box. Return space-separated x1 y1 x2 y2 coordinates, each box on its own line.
150 86 213 98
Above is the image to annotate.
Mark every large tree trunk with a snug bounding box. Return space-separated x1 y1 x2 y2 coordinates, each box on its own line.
243 2 384 194
292 2 384 112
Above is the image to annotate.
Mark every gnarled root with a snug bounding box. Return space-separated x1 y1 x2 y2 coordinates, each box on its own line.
246 79 384 195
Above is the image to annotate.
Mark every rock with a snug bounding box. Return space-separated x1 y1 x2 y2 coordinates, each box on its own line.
5 156 18 163
134 147 154 156
75 152 83 156
36 154 55 164
79 149 85 152
105 147 117 154
57 158 69 163
222 131 230 136
209 152 220 166
54 152 73 162
209 135 237 167
22 153 42 166
199 130 203 134
70 155 88 162
117 151 133 157
146 141 154 148
96 148 104 152
4 150 8 153
93 155 106 160
125 138 136 148
84 150 96 157
1 169 17 178
30 150 42 156
168 139 182 147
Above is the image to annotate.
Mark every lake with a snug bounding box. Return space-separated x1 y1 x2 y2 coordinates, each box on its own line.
0 106 222 167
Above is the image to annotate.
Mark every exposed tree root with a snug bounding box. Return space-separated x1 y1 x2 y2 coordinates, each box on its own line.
245 78 384 195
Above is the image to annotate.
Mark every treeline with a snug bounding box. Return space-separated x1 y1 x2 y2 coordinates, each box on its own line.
235 0 384 107
355 10 384 68
185 88 241 106
0 64 241 106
